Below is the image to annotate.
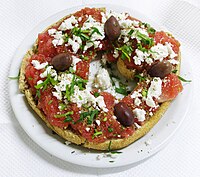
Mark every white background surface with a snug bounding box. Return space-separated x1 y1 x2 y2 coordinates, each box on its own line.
1 0 200 176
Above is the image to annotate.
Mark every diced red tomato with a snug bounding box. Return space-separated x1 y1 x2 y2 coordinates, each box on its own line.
75 61 89 79
38 87 69 129
105 52 118 62
101 92 115 110
38 32 57 57
154 31 180 54
159 73 183 102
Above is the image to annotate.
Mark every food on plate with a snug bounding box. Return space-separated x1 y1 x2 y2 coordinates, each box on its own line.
19 7 183 150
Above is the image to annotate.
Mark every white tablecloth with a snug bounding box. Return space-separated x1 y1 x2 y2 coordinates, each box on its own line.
1 0 200 176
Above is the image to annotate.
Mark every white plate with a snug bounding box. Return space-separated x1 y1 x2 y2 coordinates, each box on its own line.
9 4 193 168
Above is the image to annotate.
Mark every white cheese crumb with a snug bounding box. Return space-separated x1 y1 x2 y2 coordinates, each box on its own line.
85 127 90 132
48 28 57 35
31 60 48 70
133 108 146 122
133 49 149 65
146 78 162 108
168 59 179 65
134 122 141 129
145 139 152 146
134 97 142 106
165 42 177 59
49 30 64 47
65 141 71 145
113 49 119 58
94 68 112 90
36 80 43 86
71 56 82 71
95 120 101 126
58 16 78 31
67 35 82 53
149 112 153 116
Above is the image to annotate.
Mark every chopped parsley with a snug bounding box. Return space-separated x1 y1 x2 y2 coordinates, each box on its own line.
116 45 133 62
8 76 19 80
134 74 146 82
58 103 66 111
48 100 53 105
178 76 192 82
54 111 74 118
136 31 154 47
142 88 148 97
91 27 102 36
77 109 99 125
34 74 58 91
94 92 100 97
115 87 128 95
172 70 191 82
108 127 113 132
92 130 103 138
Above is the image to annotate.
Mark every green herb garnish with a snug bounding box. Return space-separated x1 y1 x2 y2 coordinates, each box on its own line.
54 111 74 118
108 127 113 132
142 88 148 97
134 74 146 82
136 31 154 47
94 92 100 97
115 87 128 95
116 45 133 62
48 100 53 105
92 130 103 138
178 76 192 82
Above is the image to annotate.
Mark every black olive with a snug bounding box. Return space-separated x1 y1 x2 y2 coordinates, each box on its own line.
114 102 134 126
104 16 121 41
148 60 172 79
52 53 72 71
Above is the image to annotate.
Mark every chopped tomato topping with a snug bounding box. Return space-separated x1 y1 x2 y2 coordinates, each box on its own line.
75 61 89 79
159 73 183 102
38 32 57 57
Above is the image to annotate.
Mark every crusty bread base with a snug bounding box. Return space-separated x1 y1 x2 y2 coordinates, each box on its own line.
19 7 181 150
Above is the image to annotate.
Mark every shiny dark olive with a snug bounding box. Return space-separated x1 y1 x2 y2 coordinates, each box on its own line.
148 61 172 79
104 16 121 41
52 53 72 71
114 102 134 126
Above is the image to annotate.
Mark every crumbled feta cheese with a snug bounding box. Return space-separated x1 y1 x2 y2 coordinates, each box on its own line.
58 16 78 31
67 35 82 53
93 41 101 49
65 141 71 145
145 139 152 146
113 49 119 58
146 78 162 107
133 108 146 122
133 49 149 65
85 127 90 132
40 66 57 80
131 90 142 99
150 43 169 61
31 60 48 70
71 56 82 71
49 30 64 47
134 97 142 106
70 86 108 112
165 42 177 59
119 19 134 28
168 59 179 65
94 68 112 90
48 28 57 35
149 112 153 116
95 120 101 126
36 80 43 86
134 122 141 129
52 73 74 100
